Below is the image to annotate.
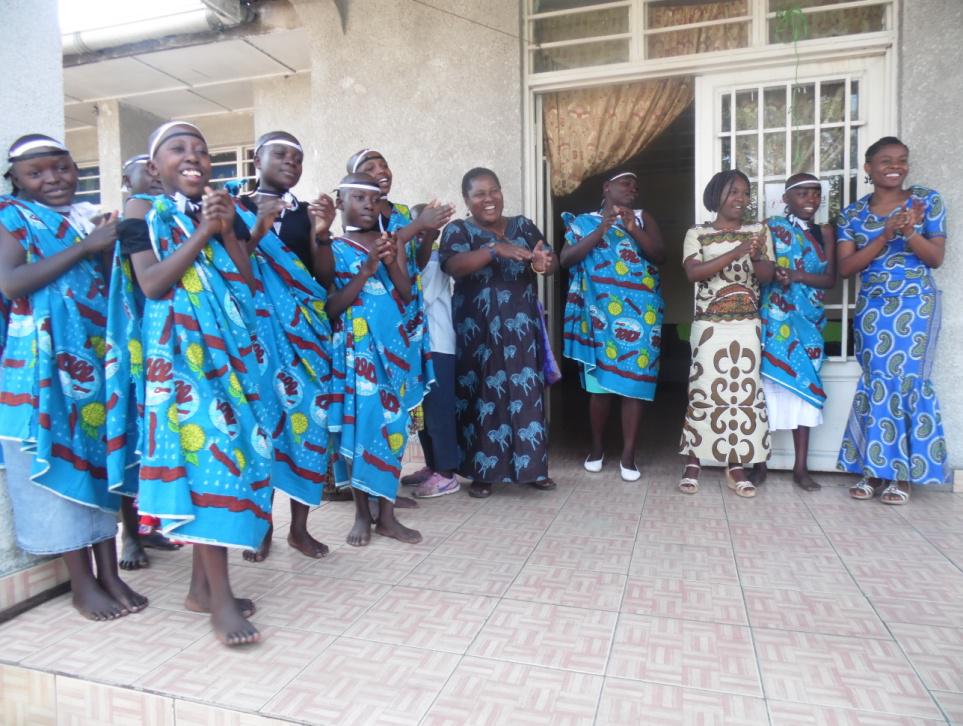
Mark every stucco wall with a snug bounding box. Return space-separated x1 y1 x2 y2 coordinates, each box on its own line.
183 111 255 151
900 0 963 478
253 74 315 195
289 0 522 214
0 0 64 577
65 127 99 164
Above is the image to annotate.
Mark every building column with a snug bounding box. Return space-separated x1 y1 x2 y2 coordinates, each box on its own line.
0 0 63 582
95 101 164 213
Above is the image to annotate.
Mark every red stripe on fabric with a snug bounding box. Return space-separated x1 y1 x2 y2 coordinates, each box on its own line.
50 443 107 479
210 443 241 476
593 359 657 383
173 313 201 331
188 492 270 522
75 301 107 327
304 441 325 455
2 392 35 406
272 411 286 439
361 449 400 477
287 334 329 361
589 276 655 292
159 309 175 344
106 434 126 453
205 365 228 380
2 359 27 368
251 477 271 491
275 450 325 483
38 412 51 429
38 378 51 388
140 465 187 482
148 412 157 457
105 392 119 411
384 349 410 372
762 350 797 377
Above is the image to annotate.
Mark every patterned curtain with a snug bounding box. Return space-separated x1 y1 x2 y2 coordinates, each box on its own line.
542 78 694 197
647 0 749 59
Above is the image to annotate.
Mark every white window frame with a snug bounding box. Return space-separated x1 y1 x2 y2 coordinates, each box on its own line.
75 162 101 205
208 144 256 189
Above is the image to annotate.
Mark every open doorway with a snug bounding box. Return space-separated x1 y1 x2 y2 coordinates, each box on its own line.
546 100 695 459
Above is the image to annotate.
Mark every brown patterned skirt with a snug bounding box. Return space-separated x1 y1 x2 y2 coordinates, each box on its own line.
680 319 770 465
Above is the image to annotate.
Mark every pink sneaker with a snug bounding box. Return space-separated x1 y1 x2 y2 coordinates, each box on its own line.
413 473 460 499
401 466 433 487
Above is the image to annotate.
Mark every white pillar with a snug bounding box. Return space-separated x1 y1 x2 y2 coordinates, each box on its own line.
95 100 164 213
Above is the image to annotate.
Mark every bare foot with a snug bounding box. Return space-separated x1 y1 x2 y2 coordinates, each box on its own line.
287 530 329 558
394 495 418 509
210 602 260 646
748 464 767 486
375 519 423 544
185 592 256 619
793 470 822 491
98 574 148 613
346 516 371 547
141 531 183 551
242 525 273 563
119 535 149 571
72 580 128 621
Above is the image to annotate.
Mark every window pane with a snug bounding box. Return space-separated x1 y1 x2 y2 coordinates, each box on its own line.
808 6 885 38
764 86 786 128
533 38 629 71
746 182 759 221
735 89 757 130
770 0 856 9
210 151 237 166
534 6 628 43
648 0 748 29
647 22 748 59
791 129 814 173
210 165 238 180
721 93 731 132
721 136 732 170
820 81 845 123
790 84 815 126
821 127 844 170
77 176 99 193
534 0 619 12
824 174 843 222
850 128 859 169
764 132 786 176
736 134 757 177
850 80 860 120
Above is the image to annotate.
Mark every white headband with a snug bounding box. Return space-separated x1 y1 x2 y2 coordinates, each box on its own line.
607 172 637 183
8 137 68 161
337 182 381 193
254 138 303 155
149 121 203 159
351 148 382 173
784 179 821 192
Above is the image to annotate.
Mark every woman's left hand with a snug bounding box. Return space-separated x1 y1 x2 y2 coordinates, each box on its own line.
531 240 552 274
899 199 925 237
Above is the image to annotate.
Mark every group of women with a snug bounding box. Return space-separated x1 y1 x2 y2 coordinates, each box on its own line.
0 124 949 647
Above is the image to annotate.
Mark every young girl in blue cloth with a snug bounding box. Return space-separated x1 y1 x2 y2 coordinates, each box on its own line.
231 130 339 563
327 172 425 547
114 121 313 645
0 134 147 621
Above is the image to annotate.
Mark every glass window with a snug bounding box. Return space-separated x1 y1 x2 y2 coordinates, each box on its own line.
76 164 100 205
534 39 630 72
533 5 628 44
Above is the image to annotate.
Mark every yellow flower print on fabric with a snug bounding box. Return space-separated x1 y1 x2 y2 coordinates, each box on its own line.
180 423 206 466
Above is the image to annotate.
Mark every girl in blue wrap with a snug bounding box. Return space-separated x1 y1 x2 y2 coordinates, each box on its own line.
837 137 949 506
116 121 301 645
327 173 425 548
752 173 836 491
0 134 147 621
560 171 666 482
230 130 339 562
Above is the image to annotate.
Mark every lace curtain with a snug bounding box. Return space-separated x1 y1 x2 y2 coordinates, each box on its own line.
542 78 694 197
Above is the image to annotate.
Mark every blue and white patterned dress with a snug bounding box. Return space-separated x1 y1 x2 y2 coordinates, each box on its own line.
836 186 949 485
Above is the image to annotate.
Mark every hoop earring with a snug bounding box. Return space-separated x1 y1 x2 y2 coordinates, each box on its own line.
864 174 871 184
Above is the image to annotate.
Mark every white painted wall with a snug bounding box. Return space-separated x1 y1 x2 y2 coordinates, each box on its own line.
900 0 963 480
0 0 64 577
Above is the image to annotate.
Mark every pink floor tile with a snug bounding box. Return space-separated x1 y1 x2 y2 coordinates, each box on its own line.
310 544 428 585
505 564 626 611
596 677 769 725
400 553 523 597
889 623 963 692
622 576 749 625
422 657 603 726
930 690 963 724
261 638 460 725
744 587 890 639
768 700 947 725
607 614 762 696
468 599 617 674
0 596 85 663
253 573 390 635
630 542 739 582
754 628 942 719
528 534 634 574
344 585 497 653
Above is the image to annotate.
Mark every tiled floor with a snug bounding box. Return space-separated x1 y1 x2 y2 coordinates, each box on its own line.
1 450 962 725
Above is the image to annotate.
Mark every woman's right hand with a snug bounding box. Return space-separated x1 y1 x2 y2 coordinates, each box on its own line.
882 210 907 243
495 241 533 262
81 212 120 255
362 243 381 276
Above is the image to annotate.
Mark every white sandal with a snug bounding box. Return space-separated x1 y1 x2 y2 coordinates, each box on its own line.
849 478 877 501
679 463 700 495
880 481 910 505
726 466 756 498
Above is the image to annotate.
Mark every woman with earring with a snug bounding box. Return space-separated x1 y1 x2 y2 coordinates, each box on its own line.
837 136 949 505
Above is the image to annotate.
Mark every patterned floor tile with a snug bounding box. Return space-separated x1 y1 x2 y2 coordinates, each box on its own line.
630 542 739 582
736 552 860 594
622 576 749 625
768 700 948 725
309 544 428 585
253 573 390 635
261 638 459 725
150 566 293 613
400 554 523 597
754 628 942 719
135 626 334 711
505 564 626 611
547 511 640 540
744 586 890 639
429 527 539 564
422 657 603 726
175 700 291 725
931 690 963 724
468 599 617 674
344 586 497 653
0 596 84 663
0 664 55 725
22 607 210 685
890 623 963 692
870 596 963 628
607 614 762 696
528 534 634 574
636 517 732 546
596 677 769 725
56 676 174 725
